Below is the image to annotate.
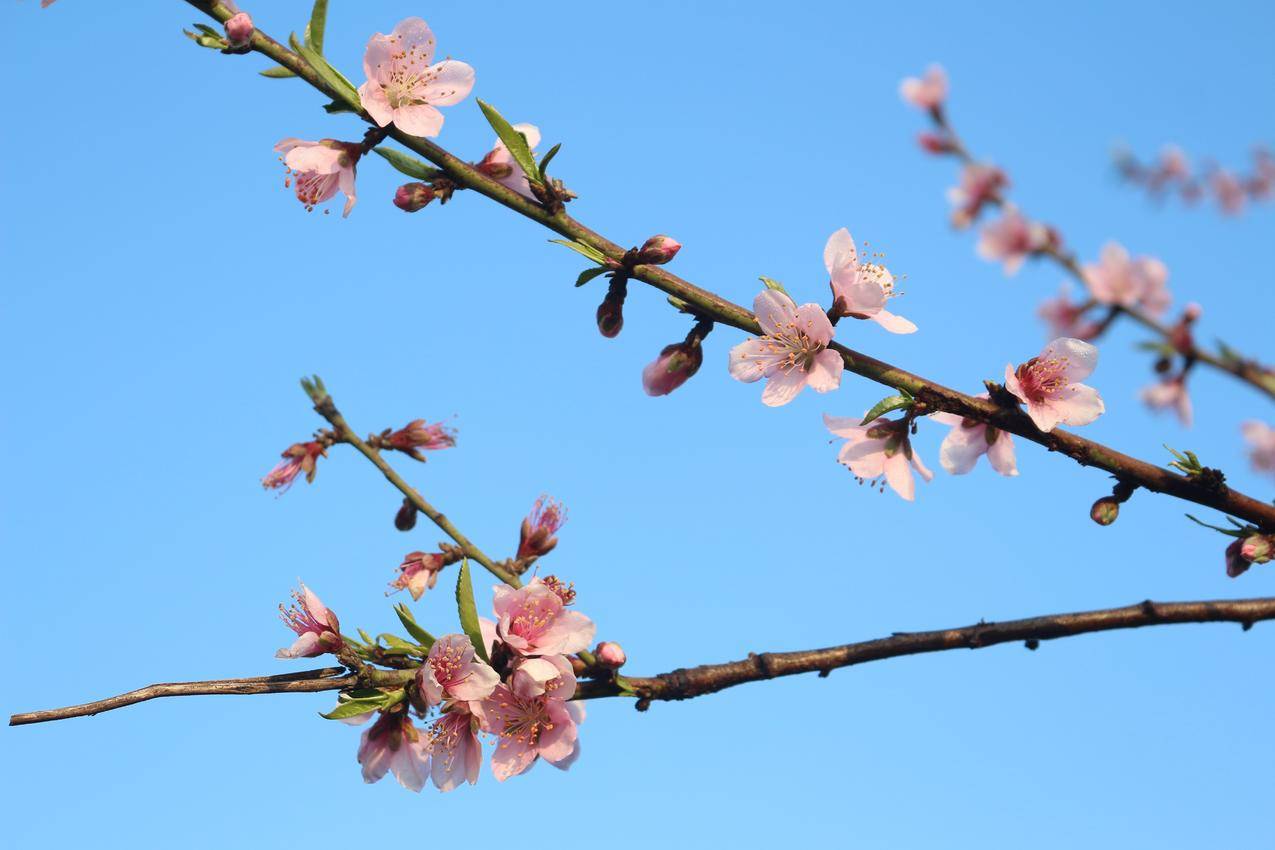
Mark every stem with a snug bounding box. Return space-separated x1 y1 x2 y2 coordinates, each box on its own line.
183 4 1275 530
14 597 1273 724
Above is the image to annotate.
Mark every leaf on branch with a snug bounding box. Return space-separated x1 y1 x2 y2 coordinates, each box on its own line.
394 603 436 649
455 559 490 664
259 65 298 79
476 99 541 188
376 634 421 655
1184 513 1249 538
759 276 789 296
372 147 444 181
861 392 914 425
549 239 609 265
305 0 329 54
319 687 405 720
537 143 562 182
575 267 608 288
290 32 361 110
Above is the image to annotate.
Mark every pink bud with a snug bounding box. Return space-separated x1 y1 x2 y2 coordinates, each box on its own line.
594 641 626 669
642 341 703 396
224 12 254 46
394 182 435 213
917 132 956 155
1241 534 1273 565
1183 302 1203 322
637 235 682 265
1089 496 1120 526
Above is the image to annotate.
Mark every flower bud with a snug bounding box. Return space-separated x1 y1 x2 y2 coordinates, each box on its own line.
1241 533 1273 564
224 11 254 46
569 655 589 676
642 341 703 396
516 496 566 561
395 499 418 531
1090 496 1120 526
596 294 624 338
594 641 626 669
1226 539 1251 578
636 235 682 265
393 182 435 213
917 131 956 155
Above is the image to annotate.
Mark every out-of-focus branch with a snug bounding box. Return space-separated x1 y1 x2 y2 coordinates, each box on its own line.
14 597 1273 724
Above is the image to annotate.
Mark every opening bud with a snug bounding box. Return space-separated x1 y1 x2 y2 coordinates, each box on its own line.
224 11 254 47
594 641 626 669
1241 533 1273 565
642 341 703 396
1090 496 1120 526
637 235 682 265
394 182 435 213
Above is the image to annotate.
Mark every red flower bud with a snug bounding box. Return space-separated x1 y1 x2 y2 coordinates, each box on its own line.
637 235 682 265
224 11 254 46
594 641 626 669
642 340 704 396
395 499 418 531
394 182 436 213
916 131 956 155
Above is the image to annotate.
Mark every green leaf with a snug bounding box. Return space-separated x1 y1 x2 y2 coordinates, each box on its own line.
1185 514 1248 538
259 65 298 79
193 23 221 38
861 393 914 425
290 32 361 109
575 267 608 288
394 603 437 649
667 295 690 312
356 627 375 646
476 100 540 187
305 0 329 54
319 688 405 720
372 147 444 181
549 239 608 265
454 559 489 664
376 634 421 654
759 276 789 296
538 143 562 181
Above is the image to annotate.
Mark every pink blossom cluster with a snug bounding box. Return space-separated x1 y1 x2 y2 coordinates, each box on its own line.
353 577 596 791
1115 144 1275 215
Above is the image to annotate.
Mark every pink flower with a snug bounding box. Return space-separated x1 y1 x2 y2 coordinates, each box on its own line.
390 551 446 600
824 228 916 333
947 163 1008 228
1004 337 1105 433
357 711 432 791
975 208 1056 276
1242 421 1275 477
1037 282 1098 340
417 634 500 706
728 289 843 406
1211 169 1246 215
384 419 455 461
274 138 361 217
428 704 483 791
509 654 577 701
1156 145 1191 182
493 577 596 657
517 495 567 561
394 182 435 212
899 64 948 110
224 11 254 47
931 395 1018 477
276 583 342 658
823 414 933 501
261 441 327 492
594 641 626 669
642 340 703 396
358 17 475 138
475 123 540 198
1083 243 1172 315
1140 375 1192 427
474 685 585 780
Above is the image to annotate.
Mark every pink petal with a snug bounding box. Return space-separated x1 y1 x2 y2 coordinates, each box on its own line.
1003 363 1027 405
420 60 475 107
728 337 778 383
823 413 868 438
1040 337 1099 382
449 661 499 702
872 309 917 334
490 739 537 782
881 451 916 501
823 227 858 277
1024 400 1064 433
537 609 596 655
358 81 394 128
391 17 437 65
276 631 321 659
753 289 798 336
338 167 357 217
805 348 844 393
390 739 430 792
986 433 1019 477
910 447 934 483
1049 383 1105 427
391 103 445 138
938 425 987 475
840 441 888 479
760 368 809 407
794 302 835 346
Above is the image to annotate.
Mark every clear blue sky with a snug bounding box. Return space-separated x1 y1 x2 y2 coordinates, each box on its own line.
3 1 1273 846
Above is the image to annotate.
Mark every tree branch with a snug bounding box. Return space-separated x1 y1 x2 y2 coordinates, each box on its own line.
13 597 1273 725
182 1 1275 531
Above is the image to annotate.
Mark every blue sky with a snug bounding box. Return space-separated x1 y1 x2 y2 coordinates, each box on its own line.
3 1 1273 846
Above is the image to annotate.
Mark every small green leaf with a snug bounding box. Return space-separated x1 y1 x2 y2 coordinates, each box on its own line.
323 101 355 114
259 65 298 79
372 147 444 181
455 559 489 664
575 267 608 288
377 634 421 654
394 603 437 649
1185 514 1248 538
759 276 789 296
549 239 608 265
476 100 540 187
305 0 328 54
290 32 361 109
356 628 375 646
319 688 405 720
861 393 914 425
538 143 562 181
193 23 221 38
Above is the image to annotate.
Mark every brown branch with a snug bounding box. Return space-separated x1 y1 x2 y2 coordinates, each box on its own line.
15 597 1273 724
578 596 1275 702
928 106 1275 402
181 2 1275 530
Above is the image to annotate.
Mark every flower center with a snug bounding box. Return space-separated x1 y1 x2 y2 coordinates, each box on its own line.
1017 356 1071 402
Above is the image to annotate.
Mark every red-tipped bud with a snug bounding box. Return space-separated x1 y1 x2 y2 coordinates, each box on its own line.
1090 496 1120 526
394 182 436 213
224 11 254 46
395 499 418 531
637 235 682 265
594 641 626 669
917 131 956 155
517 496 566 561
642 341 704 396
596 295 624 338
1242 533 1273 565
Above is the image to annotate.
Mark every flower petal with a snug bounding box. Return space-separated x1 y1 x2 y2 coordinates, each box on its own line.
872 309 917 334
728 338 777 383
760 368 808 407
882 451 916 500
986 433 1019 477
391 103 445 138
823 227 858 277
1040 337 1099 382
1051 383 1105 427
754 289 798 336
421 60 475 107
794 302 835 346
939 425 987 475
805 348 843 393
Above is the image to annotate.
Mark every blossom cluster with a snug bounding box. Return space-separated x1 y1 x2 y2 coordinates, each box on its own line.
1114 144 1275 215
